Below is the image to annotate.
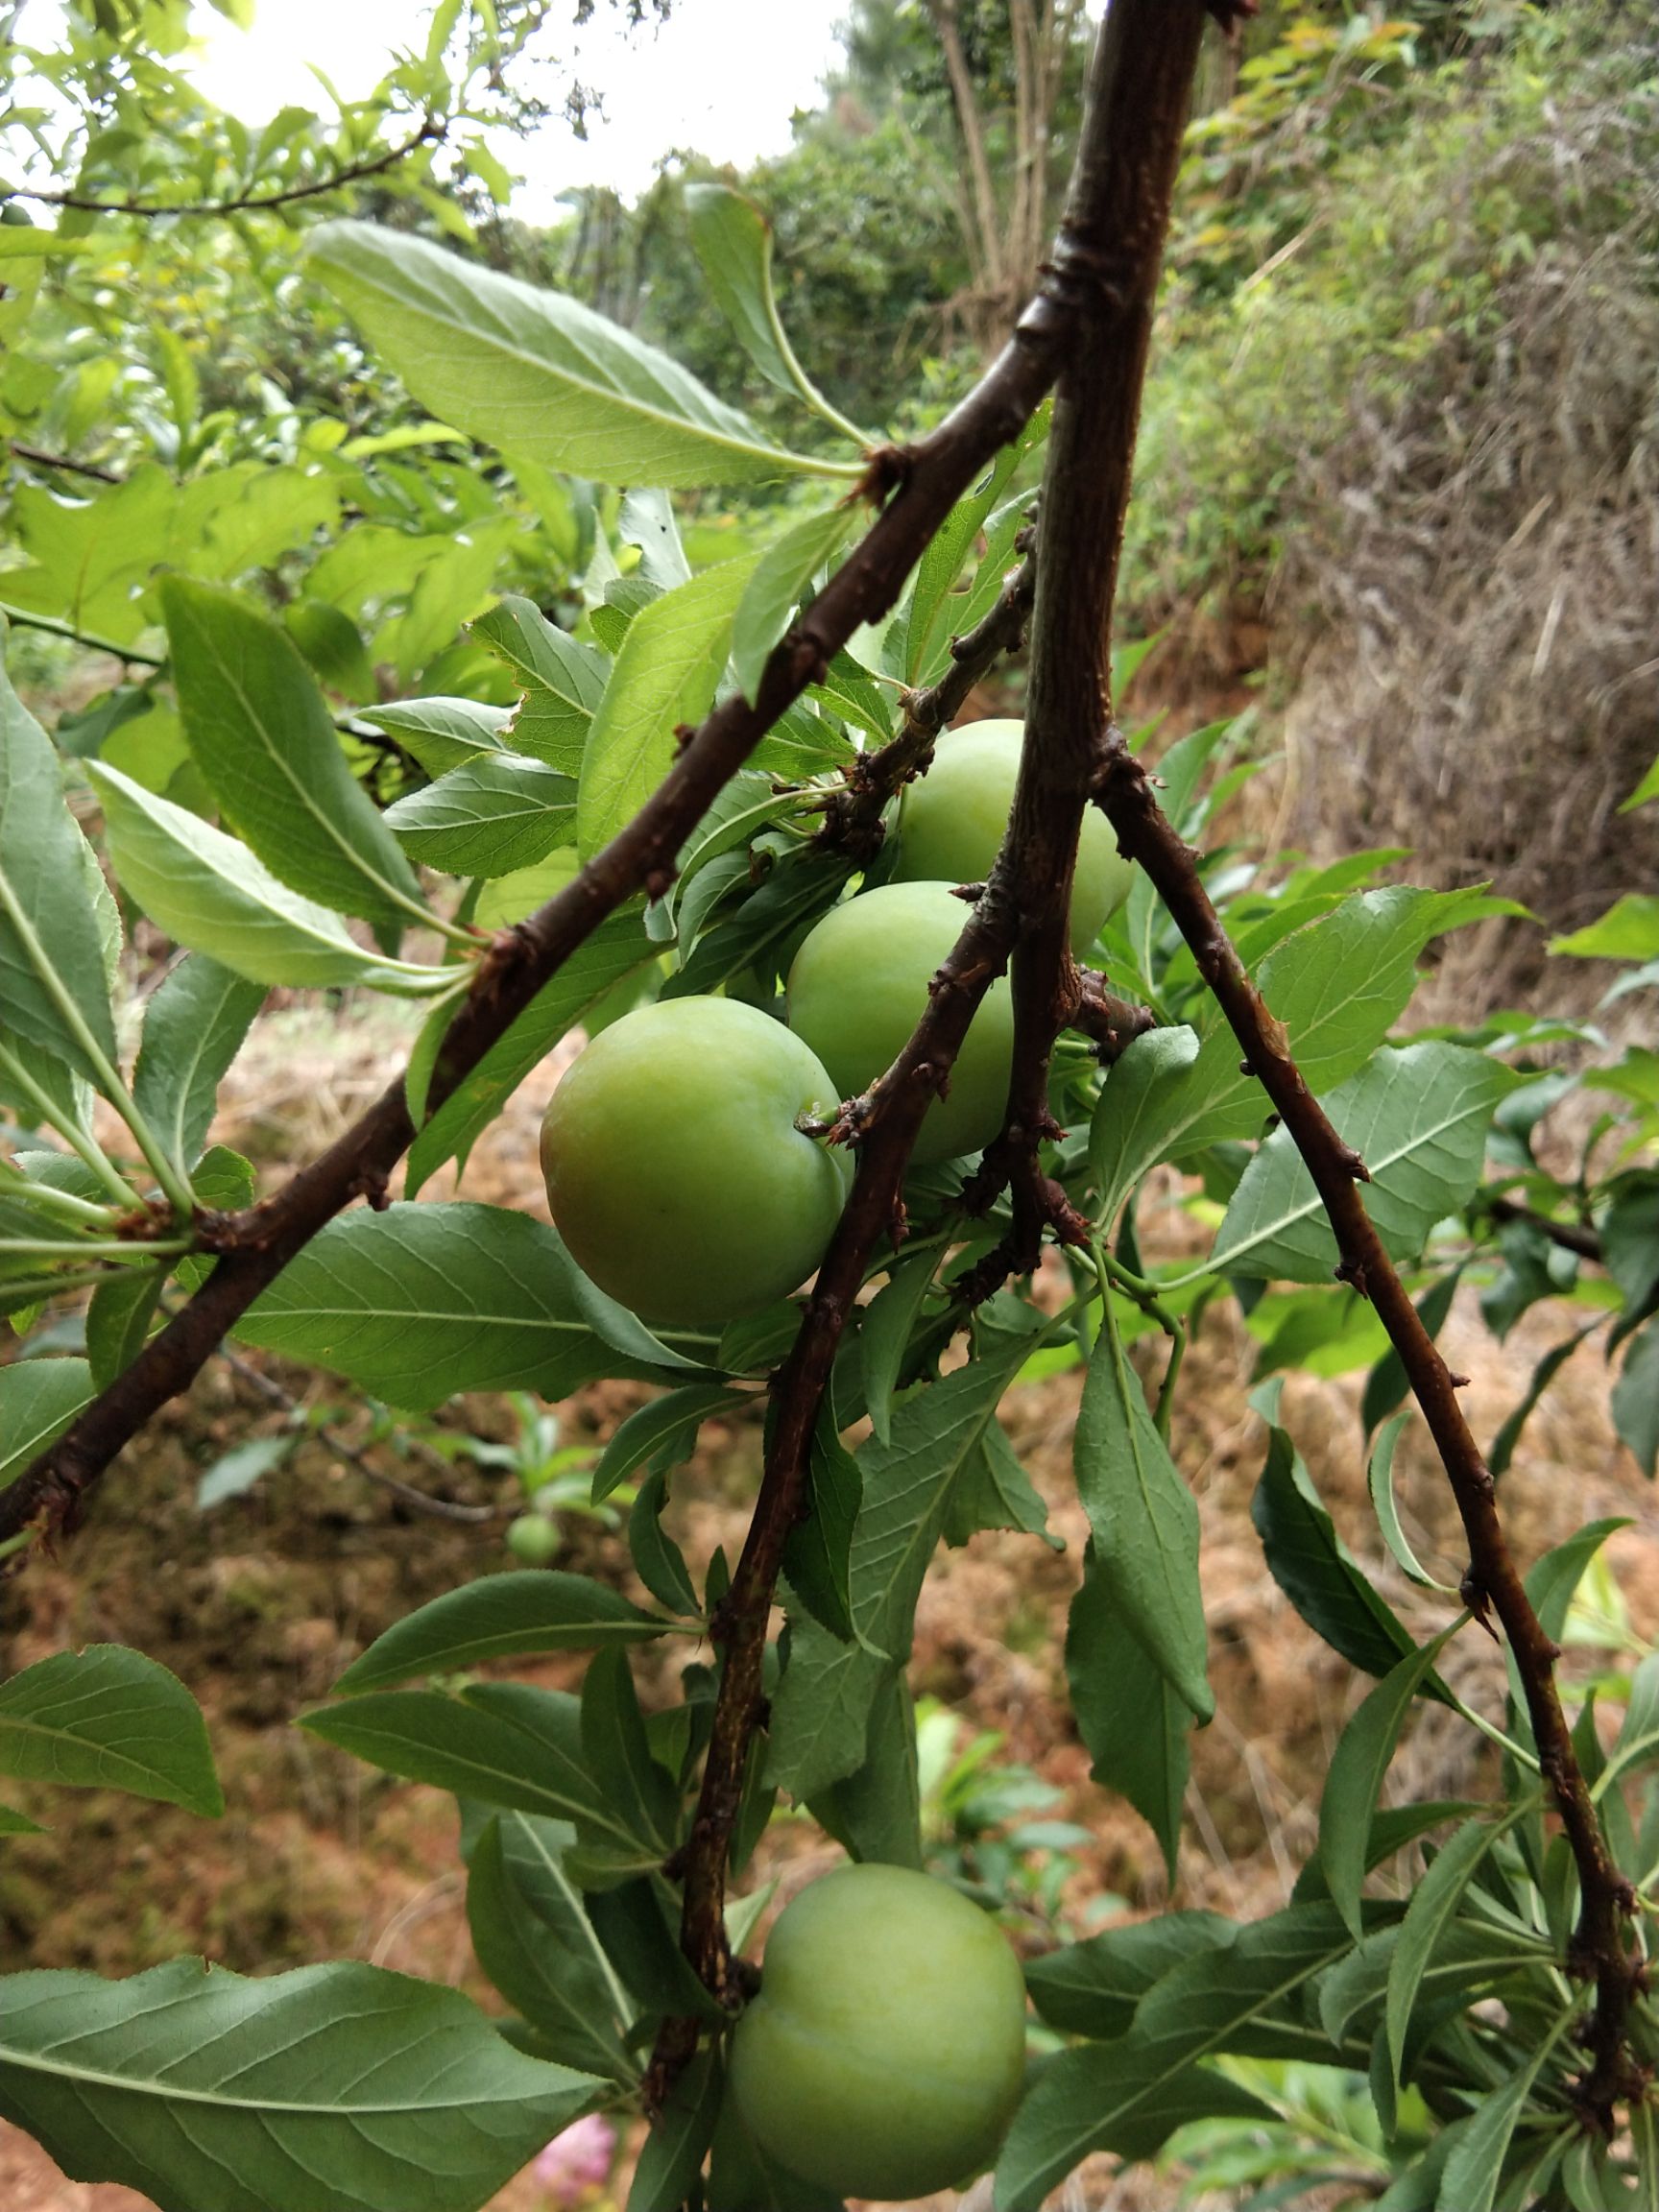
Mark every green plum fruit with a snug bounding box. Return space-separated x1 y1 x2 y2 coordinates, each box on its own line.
892 717 1134 953
785 880 1013 1166
504 1514 561 1567
728 1862 1028 2202
539 997 851 1329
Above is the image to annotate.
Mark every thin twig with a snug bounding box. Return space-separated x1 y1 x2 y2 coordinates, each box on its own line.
0 601 163 669
645 0 1214 2108
1094 727 1644 2125
5 117 446 220
9 443 120 484
1483 1194 1603 1263
817 541 1037 860
217 1346 495 1524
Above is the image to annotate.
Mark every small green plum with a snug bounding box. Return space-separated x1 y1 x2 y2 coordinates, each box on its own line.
539 997 851 1329
504 1515 561 1567
785 880 1014 1167
893 717 1134 953
728 1862 1028 2202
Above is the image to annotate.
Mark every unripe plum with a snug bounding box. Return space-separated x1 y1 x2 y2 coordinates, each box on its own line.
785 880 1014 1167
728 1862 1027 2202
893 717 1133 953
539 998 851 1329
504 1514 560 1567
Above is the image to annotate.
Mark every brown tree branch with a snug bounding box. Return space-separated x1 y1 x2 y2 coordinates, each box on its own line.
4 117 447 220
816 535 1037 861
9 443 120 484
1094 731 1642 2125
1482 1194 1603 1263
0 176 1103 1557
646 0 1212 2107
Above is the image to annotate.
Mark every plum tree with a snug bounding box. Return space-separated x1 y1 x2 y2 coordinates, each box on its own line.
892 718 1135 953
785 879 1016 1166
727 1863 1028 2201
539 998 851 1328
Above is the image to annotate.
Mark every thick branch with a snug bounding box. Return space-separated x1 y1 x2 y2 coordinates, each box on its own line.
0 208 1090 1555
647 0 1212 2104
1094 731 1642 2123
4 118 446 220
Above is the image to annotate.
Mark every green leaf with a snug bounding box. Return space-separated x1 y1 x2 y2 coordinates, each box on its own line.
781 1411 863 1645
1094 892 1511 1205
1384 1817 1503 2092
580 1647 679 1860
1491 1322 1599 1479
306 221 845 488
1526 1517 1632 1643
996 1904 1352 2202
336 1573 671 1693
385 753 576 877
1613 1316 1659 1479
86 1268 165 1393
628 1468 703 1619
731 508 857 705
626 2045 721 2212
470 597 609 775
406 910 657 1192
1622 753 1659 813
361 697 512 779
238 1203 682 1411
303 1683 613 1833
685 182 847 418
1066 1547 1195 1879
592 1383 743 1505
1366 1412 1451 1591
0 627 120 1085
902 445 1023 685
1251 1401 1435 1690
1319 1632 1456 1936
132 955 266 1174
858 1248 938 1447
806 1667 922 1871
88 763 443 995
1435 2027 1570 2212
1551 895 1659 961
0 1358 92 1488
577 559 758 859
160 578 423 931
768 1315 1047 1798
0 1646 222 1817
1024 1911 1236 2041
941 1416 1058 1550
0 1956 597 2212
196 1433 295 1511
1214 1044 1517 1283
1072 1304 1212 1718
466 1815 637 2082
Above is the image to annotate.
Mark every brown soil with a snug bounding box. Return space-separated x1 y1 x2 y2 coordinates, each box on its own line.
2 994 1652 2212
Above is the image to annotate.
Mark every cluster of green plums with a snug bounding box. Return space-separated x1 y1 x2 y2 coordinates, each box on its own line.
539 719 1133 1330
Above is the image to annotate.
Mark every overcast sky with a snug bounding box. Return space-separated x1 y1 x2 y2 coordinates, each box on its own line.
188 0 851 217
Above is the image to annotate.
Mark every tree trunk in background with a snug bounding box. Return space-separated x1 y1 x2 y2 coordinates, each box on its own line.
924 0 1091 358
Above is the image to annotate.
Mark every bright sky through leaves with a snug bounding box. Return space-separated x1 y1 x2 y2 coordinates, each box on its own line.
187 0 850 213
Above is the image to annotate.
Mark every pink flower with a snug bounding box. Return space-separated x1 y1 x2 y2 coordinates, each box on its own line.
533 2112 616 2206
